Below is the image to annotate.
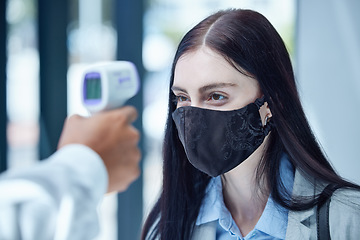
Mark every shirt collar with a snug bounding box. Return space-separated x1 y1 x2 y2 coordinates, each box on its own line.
196 154 294 239
196 175 223 225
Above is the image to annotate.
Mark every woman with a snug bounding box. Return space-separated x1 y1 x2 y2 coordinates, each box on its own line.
142 9 360 240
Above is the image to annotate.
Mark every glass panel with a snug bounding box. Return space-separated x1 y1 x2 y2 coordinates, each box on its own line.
6 0 39 169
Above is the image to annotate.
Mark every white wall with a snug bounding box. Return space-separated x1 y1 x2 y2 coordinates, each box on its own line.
296 0 360 183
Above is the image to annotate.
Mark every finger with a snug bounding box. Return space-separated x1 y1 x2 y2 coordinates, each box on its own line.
116 106 138 124
128 125 140 143
66 114 84 124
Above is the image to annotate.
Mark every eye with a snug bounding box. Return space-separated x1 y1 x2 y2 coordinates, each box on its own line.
208 93 226 101
177 95 189 102
172 95 190 107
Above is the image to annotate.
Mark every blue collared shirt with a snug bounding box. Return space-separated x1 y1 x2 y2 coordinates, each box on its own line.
196 155 294 240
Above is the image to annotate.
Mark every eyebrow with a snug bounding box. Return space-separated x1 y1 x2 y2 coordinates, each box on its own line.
171 82 237 94
171 86 188 94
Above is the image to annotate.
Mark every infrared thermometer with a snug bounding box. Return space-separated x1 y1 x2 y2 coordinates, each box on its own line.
82 61 140 113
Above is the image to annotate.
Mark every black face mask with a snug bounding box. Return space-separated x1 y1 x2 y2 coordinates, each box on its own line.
172 97 273 177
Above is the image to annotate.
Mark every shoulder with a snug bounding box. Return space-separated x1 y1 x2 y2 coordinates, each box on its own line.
329 188 360 239
331 188 360 212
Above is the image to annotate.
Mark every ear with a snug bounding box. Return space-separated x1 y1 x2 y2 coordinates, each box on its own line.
264 101 272 117
259 102 272 126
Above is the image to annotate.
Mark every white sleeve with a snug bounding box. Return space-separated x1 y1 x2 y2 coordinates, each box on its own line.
0 144 108 240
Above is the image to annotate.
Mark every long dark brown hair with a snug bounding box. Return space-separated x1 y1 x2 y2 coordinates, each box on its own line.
141 8 360 240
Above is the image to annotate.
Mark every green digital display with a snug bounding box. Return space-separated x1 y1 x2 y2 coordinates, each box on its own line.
85 74 102 100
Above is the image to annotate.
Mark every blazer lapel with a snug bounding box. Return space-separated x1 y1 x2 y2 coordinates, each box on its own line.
286 206 314 239
286 170 323 240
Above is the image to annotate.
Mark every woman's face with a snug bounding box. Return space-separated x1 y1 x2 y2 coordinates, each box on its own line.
172 47 262 111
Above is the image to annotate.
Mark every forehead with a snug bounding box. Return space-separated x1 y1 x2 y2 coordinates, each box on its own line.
173 47 258 89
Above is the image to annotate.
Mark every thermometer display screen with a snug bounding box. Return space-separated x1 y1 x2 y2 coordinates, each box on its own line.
85 72 102 100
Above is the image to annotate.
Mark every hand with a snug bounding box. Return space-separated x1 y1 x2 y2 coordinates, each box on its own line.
57 106 141 193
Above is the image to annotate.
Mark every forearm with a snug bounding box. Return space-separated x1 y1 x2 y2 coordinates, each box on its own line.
0 144 108 240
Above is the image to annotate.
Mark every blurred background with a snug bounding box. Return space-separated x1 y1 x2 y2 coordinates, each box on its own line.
0 0 359 239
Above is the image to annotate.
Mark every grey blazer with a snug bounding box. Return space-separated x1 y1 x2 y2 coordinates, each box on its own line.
192 170 360 240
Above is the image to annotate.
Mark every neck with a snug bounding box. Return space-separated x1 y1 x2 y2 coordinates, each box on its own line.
221 140 269 237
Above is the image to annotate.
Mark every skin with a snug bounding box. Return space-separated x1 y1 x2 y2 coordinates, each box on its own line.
172 46 272 236
57 106 141 193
